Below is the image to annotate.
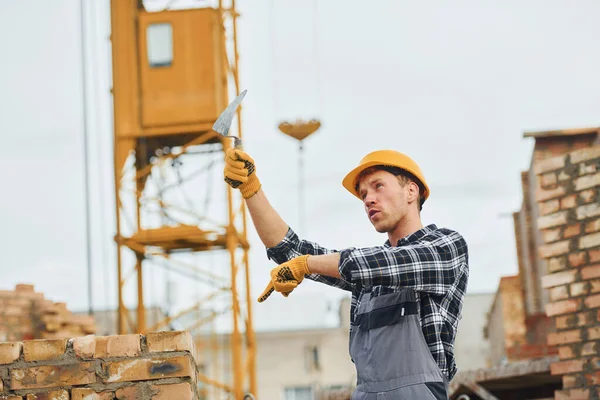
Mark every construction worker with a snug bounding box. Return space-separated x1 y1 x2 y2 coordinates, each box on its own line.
224 148 469 399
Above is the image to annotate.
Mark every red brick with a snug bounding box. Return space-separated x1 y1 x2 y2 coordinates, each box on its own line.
540 199 560 216
561 194 578 210
577 203 600 220
570 282 589 297
539 240 571 259
580 188 596 204
558 170 571 182
71 388 114 400
548 329 581 346
564 224 582 239
113 383 194 400
115 384 158 399
590 249 600 263
549 285 569 301
574 312 597 327
581 342 598 356
102 355 194 383
25 390 68 400
555 388 590 400
542 270 577 289
15 284 34 293
589 327 600 340
153 383 194 400
11 362 96 389
556 315 576 329
591 279 600 294
0 396 23 400
95 334 141 358
549 256 567 272
579 162 597 175
558 345 576 359
585 219 600 234
542 227 562 243
570 146 600 164
536 185 567 202
534 154 566 174
584 294 600 309
23 339 67 362
71 336 95 359
0 342 22 364
582 264 600 280
562 374 582 389
574 173 600 191
146 331 194 354
546 298 581 316
540 172 558 188
538 211 568 229
580 232 600 250
585 370 600 385
551 359 584 375
569 252 588 267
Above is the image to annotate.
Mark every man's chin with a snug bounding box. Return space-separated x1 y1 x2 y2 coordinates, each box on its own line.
372 221 389 234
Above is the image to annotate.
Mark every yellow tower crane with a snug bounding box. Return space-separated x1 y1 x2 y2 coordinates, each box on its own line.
110 1 255 398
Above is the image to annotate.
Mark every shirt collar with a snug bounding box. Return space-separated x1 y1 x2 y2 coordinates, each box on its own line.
384 224 438 247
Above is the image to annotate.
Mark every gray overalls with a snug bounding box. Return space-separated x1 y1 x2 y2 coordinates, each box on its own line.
349 288 449 399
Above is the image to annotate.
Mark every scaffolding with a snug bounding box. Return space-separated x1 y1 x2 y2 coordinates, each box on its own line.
110 0 255 398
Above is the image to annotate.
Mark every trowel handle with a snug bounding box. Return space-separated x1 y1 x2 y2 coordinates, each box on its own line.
234 137 244 150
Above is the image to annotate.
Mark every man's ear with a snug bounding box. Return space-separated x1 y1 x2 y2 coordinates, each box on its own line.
407 181 420 203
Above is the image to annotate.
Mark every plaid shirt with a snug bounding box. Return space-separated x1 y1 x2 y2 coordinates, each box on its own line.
266 224 469 381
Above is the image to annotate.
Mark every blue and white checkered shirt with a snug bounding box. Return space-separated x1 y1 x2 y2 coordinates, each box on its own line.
266 224 469 381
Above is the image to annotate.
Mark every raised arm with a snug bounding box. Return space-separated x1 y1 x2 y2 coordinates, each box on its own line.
223 148 288 247
223 148 352 293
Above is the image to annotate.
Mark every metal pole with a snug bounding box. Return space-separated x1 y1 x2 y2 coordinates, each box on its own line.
79 0 94 317
135 143 145 332
230 0 257 398
299 141 304 234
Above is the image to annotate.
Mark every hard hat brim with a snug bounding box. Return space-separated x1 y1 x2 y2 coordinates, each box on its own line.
342 161 430 201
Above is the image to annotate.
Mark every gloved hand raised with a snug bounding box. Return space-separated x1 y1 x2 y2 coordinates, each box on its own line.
258 255 311 302
223 148 262 199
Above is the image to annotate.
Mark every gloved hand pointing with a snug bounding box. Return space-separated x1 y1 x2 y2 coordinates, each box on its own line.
223 148 262 199
258 255 311 302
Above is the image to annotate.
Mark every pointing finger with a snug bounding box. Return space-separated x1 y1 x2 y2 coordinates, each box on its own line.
258 281 275 303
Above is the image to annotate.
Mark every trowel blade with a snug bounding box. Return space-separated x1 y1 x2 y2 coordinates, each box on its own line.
213 90 247 137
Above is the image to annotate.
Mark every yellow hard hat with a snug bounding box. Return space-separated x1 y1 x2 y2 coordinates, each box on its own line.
342 150 430 201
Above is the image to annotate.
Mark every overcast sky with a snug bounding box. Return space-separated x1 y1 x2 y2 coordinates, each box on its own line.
1 0 600 327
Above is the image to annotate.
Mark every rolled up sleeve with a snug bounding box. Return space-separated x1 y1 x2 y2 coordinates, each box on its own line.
267 227 353 292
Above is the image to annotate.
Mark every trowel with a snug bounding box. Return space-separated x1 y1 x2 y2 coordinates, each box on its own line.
213 90 247 150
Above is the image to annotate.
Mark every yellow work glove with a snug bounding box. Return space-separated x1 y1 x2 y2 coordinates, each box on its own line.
223 148 262 199
258 255 311 303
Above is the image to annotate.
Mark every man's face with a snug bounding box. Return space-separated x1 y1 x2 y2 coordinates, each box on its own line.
357 170 409 234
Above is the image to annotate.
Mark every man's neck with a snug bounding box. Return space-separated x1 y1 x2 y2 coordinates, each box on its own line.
388 213 424 246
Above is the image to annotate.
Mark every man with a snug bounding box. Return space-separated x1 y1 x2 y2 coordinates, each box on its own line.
224 148 469 399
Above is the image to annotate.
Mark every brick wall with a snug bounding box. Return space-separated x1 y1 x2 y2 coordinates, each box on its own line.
486 276 526 365
0 331 199 399
0 285 95 342
486 134 600 367
535 145 600 399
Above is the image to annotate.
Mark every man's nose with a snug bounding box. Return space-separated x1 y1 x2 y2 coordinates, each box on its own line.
363 192 376 205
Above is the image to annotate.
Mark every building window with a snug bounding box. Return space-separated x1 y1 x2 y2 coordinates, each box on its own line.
147 23 173 67
304 345 320 372
284 386 313 400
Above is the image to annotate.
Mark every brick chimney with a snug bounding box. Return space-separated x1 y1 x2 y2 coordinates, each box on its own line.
535 142 600 399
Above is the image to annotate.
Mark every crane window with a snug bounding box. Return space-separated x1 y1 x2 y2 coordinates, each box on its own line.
147 23 173 68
